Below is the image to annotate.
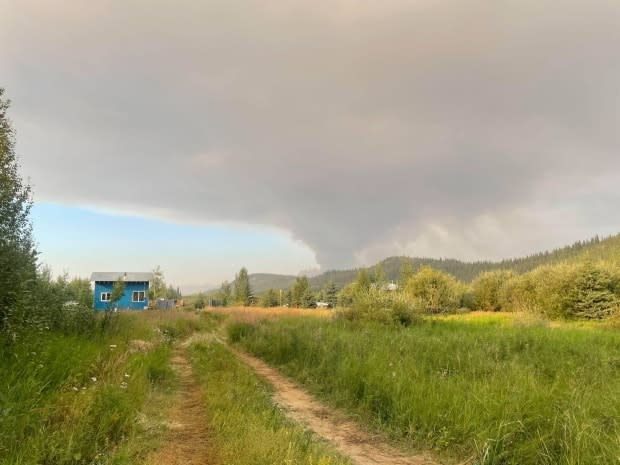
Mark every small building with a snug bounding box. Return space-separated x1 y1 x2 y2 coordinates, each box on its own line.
90 272 153 311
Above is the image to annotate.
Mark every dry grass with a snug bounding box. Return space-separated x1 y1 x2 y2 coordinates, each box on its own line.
123 309 203 323
206 306 333 322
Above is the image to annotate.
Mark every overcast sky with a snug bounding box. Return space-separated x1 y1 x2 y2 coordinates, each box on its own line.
2 1 620 289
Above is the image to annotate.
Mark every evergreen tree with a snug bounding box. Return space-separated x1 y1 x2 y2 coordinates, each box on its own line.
0 88 37 328
324 281 338 308
301 287 316 308
291 276 310 308
565 262 619 319
234 267 251 306
284 289 293 307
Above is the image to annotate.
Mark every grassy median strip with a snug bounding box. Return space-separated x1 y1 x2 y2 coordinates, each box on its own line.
190 340 351 465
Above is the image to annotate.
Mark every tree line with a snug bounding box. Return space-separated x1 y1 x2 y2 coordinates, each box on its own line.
205 254 620 324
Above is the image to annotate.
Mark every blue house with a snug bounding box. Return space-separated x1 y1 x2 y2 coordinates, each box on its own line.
90 272 153 311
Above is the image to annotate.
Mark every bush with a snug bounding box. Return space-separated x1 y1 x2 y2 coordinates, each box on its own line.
403 267 464 314
336 282 357 307
496 262 620 320
471 270 516 311
194 295 205 310
338 287 422 326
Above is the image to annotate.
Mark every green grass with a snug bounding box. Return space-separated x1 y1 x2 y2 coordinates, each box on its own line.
190 340 350 465
229 317 620 465
0 313 178 465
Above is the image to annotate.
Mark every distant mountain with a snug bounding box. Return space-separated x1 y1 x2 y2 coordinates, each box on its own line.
228 233 620 295
249 273 298 294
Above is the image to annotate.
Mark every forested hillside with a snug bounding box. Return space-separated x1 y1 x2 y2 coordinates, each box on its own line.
244 234 620 293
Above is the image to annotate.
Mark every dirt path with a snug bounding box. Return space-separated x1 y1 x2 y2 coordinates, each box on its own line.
233 349 442 465
145 347 213 465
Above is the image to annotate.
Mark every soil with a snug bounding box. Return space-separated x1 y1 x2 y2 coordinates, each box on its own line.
145 346 213 465
147 334 451 465
233 349 443 465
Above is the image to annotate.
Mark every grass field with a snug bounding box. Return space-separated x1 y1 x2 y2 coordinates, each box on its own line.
207 305 333 322
1 309 352 465
190 339 350 465
0 311 209 465
229 314 620 465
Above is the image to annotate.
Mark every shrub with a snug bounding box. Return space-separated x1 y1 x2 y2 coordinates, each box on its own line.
471 270 516 311
403 267 463 314
338 287 422 326
194 295 205 310
498 272 538 313
336 282 357 307
496 262 620 320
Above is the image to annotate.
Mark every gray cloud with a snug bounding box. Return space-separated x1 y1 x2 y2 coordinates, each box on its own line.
2 0 620 269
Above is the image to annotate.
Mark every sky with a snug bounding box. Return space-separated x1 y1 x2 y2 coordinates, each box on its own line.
2 1 620 291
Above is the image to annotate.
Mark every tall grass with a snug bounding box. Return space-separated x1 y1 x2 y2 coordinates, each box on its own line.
190 341 350 465
0 312 183 464
230 317 620 465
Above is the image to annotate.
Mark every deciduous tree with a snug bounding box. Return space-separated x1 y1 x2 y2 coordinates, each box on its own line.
0 88 36 328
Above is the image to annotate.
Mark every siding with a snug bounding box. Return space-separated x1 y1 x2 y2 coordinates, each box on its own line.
93 281 150 311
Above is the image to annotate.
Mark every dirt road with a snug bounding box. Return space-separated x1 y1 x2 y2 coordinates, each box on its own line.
233 349 442 465
145 347 213 465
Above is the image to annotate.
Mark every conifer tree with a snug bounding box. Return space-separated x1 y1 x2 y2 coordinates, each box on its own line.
324 281 338 308
565 262 619 319
301 287 316 308
234 267 251 306
291 276 310 307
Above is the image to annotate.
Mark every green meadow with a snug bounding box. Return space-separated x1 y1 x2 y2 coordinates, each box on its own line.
190 339 350 465
229 315 620 465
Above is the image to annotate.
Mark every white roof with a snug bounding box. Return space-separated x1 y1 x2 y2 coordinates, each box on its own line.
90 272 154 282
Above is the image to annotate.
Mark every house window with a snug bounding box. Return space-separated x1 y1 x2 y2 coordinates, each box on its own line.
101 292 111 302
132 291 145 302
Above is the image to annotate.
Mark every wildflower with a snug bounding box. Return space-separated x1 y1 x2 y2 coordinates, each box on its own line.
72 387 79 392
120 382 128 389
109 344 117 349
124 373 130 378
91 377 97 382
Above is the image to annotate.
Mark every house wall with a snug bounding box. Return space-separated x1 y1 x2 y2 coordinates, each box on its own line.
94 281 150 311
